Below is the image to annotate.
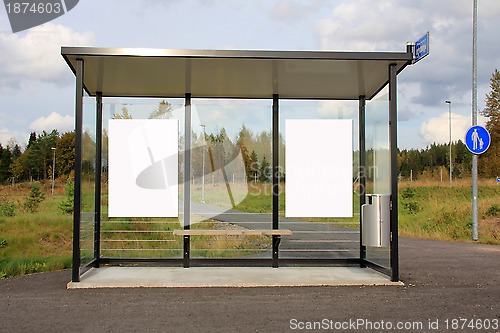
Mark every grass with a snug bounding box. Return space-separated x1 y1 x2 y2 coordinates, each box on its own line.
0 256 72 279
0 180 73 279
234 183 281 213
191 182 251 209
398 181 500 244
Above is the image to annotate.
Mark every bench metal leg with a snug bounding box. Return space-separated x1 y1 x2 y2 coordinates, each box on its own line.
272 235 280 268
183 235 190 268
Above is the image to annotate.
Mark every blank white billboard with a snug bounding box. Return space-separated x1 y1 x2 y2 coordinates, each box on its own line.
285 119 352 217
108 119 178 217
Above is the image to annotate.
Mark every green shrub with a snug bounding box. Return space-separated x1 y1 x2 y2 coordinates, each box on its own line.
0 202 16 217
0 239 7 248
439 210 458 225
487 204 500 217
401 187 421 213
23 184 45 213
59 178 74 214
403 200 421 214
401 186 418 199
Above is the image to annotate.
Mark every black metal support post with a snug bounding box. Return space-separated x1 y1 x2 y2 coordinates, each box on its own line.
183 93 191 268
94 92 103 267
272 94 279 268
358 95 367 267
389 64 399 282
72 59 84 282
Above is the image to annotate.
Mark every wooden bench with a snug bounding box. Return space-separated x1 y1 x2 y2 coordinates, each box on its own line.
173 229 293 236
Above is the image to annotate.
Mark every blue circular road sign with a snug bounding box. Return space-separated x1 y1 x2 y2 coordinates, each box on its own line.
465 125 491 154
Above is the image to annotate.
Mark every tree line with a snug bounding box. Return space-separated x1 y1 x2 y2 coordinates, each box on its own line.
0 130 75 184
0 128 494 186
398 141 472 180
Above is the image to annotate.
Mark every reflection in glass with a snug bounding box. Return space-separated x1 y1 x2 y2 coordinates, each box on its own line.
99 98 184 259
80 95 96 267
364 90 391 268
279 100 360 260
190 99 273 258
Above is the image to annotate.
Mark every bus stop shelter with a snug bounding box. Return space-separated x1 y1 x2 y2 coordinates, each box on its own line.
62 46 414 286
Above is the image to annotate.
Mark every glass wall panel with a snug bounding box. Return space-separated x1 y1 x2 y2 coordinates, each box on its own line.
190 99 273 259
80 95 96 267
100 98 184 259
80 97 374 264
364 89 391 268
280 100 360 259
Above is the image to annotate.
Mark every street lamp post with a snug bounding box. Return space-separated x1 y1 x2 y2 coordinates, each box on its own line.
51 147 56 197
445 101 452 188
200 124 206 203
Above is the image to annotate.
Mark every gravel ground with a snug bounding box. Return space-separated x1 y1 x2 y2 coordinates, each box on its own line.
0 237 498 333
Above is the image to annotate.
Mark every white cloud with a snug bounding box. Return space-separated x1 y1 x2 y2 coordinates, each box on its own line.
315 0 419 52
0 127 27 147
29 112 74 133
315 0 500 109
0 23 94 90
270 0 308 21
269 0 326 22
270 0 299 21
419 112 487 145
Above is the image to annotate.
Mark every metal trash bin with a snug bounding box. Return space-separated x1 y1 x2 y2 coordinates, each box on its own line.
361 194 391 247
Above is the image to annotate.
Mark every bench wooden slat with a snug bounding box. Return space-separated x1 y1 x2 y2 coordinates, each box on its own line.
172 229 293 236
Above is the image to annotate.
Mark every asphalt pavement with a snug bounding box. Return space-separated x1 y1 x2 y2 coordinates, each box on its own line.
0 237 498 332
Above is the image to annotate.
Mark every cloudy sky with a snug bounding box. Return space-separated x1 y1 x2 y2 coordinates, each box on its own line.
0 0 499 149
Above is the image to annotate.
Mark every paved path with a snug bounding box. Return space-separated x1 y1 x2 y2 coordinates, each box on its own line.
1 238 498 332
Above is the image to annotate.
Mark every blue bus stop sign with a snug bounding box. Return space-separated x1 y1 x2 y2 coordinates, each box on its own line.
465 125 491 154
414 32 430 63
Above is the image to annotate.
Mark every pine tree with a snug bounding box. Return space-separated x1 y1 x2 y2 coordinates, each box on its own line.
0 144 13 182
249 150 259 181
260 156 270 182
11 143 22 158
23 183 45 213
479 69 500 177
59 178 74 214
27 132 37 149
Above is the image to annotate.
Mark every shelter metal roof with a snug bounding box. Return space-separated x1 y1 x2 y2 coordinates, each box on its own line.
61 47 412 100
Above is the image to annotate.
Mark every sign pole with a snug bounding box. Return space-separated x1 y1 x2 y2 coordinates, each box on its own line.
445 100 452 188
472 0 478 241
